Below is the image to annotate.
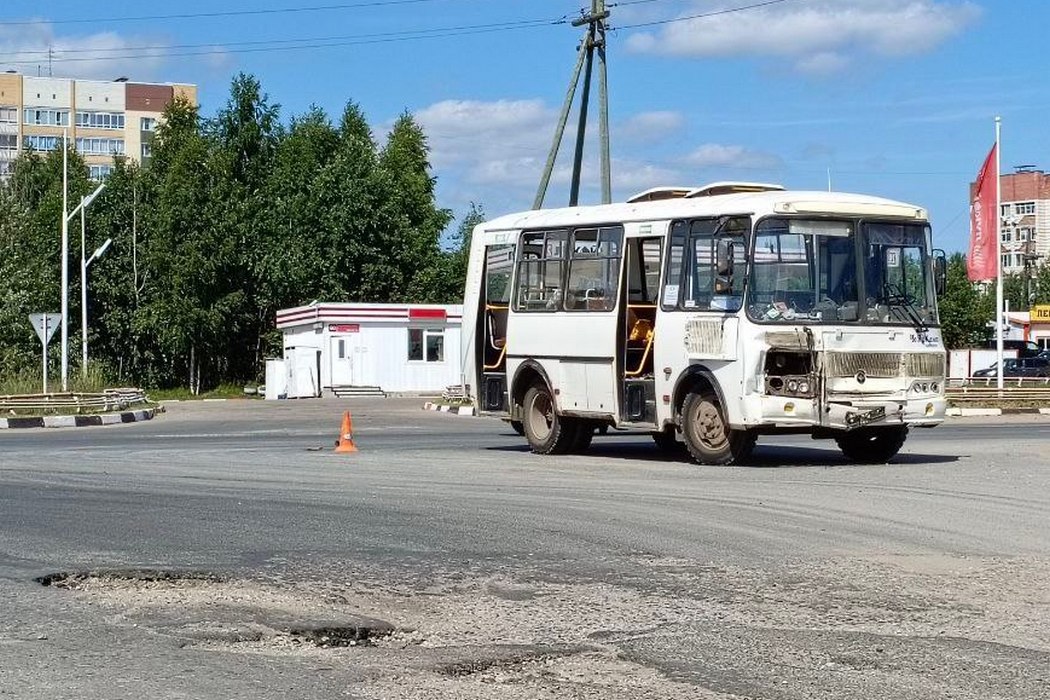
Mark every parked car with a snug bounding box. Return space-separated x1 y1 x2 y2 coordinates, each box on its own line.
973 357 1050 378
979 339 1042 358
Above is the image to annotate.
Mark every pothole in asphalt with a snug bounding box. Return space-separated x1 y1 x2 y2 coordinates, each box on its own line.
36 569 223 589
288 624 394 648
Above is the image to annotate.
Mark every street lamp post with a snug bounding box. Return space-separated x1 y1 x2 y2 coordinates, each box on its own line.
81 211 112 373
61 179 105 389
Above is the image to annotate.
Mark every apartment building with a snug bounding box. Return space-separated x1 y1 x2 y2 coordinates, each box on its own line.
0 72 196 180
969 167 1050 275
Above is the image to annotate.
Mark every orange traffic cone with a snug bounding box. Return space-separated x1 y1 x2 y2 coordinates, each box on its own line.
334 410 358 453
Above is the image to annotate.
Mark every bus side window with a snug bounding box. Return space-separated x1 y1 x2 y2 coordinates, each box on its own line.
514 230 567 312
565 226 622 311
662 223 687 310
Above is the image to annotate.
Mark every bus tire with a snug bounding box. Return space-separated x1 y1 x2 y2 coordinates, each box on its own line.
510 420 525 436
681 390 755 465
522 384 577 455
835 426 907 463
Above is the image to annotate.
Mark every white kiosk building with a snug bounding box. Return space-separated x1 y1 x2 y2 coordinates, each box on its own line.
271 303 464 398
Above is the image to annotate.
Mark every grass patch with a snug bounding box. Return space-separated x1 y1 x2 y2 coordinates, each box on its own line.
0 366 114 396
147 383 260 402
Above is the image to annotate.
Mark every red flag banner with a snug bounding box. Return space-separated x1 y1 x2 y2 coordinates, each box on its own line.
967 143 998 281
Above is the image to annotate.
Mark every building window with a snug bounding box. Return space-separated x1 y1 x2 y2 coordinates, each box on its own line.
0 133 16 151
0 160 11 178
141 142 152 159
23 135 62 151
408 328 445 362
1001 230 1011 243
1016 202 1036 215
0 106 17 123
23 107 69 126
1001 204 1012 217
75 111 125 130
75 137 125 156
140 117 157 132
88 164 113 181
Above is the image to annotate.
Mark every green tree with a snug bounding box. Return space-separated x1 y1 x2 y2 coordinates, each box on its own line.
937 253 988 349
378 113 452 302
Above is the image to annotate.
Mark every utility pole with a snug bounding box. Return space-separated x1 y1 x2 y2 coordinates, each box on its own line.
534 0 611 209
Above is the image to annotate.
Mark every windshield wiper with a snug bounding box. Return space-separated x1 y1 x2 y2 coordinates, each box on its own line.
882 283 928 335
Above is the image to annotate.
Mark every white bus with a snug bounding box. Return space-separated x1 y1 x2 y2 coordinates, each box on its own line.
462 182 947 465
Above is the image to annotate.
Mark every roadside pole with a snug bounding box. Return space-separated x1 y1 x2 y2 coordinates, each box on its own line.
30 313 61 394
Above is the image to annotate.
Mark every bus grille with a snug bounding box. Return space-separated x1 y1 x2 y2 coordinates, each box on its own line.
905 352 946 377
825 352 902 378
825 352 945 378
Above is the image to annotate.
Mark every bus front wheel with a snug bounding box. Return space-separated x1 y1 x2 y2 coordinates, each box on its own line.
681 390 755 465
522 384 577 455
835 426 907 463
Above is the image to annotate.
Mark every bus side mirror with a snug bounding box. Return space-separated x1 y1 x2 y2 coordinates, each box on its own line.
715 239 735 294
933 249 947 296
716 239 734 277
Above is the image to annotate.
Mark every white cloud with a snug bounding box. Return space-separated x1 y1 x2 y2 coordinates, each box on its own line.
617 110 686 143
414 99 555 177
411 99 784 219
0 22 169 80
685 143 783 170
626 0 981 74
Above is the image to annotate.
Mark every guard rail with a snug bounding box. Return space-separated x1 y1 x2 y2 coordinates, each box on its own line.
0 388 149 414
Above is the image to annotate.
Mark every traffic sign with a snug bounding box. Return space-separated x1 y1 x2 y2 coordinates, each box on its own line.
29 313 61 345
29 313 62 394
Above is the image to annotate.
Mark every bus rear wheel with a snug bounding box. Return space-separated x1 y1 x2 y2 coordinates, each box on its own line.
835 426 907 463
681 390 755 465
522 384 577 455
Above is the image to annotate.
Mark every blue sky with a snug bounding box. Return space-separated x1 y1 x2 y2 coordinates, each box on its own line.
3 0 1049 252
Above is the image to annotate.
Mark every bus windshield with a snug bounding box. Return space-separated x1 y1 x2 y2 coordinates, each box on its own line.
862 222 938 326
747 218 860 323
747 218 938 326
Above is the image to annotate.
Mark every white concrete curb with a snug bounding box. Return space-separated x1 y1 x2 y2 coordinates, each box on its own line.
0 407 157 430
422 402 476 416
947 407 1050 417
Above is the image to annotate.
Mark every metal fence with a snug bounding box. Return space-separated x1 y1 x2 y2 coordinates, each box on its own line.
0 388 149 414
946 379 1050 404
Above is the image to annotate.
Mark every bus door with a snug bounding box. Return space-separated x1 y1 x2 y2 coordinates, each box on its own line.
619 235 664 424
477 243 515 413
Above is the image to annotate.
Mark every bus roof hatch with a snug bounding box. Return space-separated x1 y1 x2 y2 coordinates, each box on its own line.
625 186 694 203
686 182 785 198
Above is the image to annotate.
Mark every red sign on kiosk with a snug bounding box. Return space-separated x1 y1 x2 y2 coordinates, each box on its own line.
408 308 446 321
329 324 360 333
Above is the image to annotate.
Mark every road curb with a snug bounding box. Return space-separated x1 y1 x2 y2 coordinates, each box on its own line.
422 401 476 416
947 407 1050 417
0 408 157 430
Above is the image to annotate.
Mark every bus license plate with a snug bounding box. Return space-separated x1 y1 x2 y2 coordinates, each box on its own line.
846 406 886 428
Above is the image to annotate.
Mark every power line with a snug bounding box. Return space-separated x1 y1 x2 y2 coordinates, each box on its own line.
615 0 799 29
0 17 563 59
0 18 568 66
0 0 469 27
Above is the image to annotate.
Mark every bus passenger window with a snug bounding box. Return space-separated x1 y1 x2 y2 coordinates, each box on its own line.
565 226 623 311
514 230 567 312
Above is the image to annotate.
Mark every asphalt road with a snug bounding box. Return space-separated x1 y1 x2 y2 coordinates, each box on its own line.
1 399 1049 699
